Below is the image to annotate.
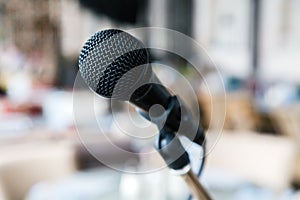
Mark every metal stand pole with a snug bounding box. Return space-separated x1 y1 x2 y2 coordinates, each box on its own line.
181 169 212 200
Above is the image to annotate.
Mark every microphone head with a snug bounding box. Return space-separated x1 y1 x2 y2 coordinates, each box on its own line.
78 29 151 99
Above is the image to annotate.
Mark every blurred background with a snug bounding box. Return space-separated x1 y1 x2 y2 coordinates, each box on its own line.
0 0 300 199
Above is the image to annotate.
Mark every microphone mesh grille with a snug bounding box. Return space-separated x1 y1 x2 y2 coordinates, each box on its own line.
78 29 150 98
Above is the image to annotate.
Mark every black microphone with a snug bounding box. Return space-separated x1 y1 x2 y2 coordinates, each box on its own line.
78 29 205 145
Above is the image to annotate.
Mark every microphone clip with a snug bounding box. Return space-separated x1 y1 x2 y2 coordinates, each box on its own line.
136 95 205 170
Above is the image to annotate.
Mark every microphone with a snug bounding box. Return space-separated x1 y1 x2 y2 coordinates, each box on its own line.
78 29 205 145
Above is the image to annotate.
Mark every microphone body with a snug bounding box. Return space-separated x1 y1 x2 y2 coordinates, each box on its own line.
78 29 205 145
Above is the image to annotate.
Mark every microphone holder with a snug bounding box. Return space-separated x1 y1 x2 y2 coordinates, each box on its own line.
138 96 212 200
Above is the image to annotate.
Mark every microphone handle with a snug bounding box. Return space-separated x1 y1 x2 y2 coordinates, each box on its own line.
130 74 172 112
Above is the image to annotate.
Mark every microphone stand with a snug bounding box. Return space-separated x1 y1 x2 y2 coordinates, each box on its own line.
153 129 212 200
182 169 212 200
138 96 213 200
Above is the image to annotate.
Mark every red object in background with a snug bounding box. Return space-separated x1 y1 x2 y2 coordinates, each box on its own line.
0 97 42 116
6 102 42 116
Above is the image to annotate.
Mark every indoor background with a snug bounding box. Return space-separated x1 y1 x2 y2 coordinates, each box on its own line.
0 0 299 199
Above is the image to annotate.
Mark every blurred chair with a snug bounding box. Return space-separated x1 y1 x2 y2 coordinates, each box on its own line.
0 141 76 200
206 131 297 191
